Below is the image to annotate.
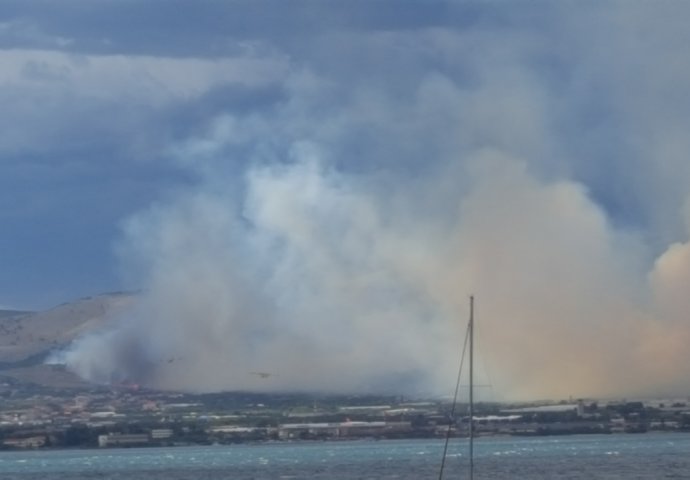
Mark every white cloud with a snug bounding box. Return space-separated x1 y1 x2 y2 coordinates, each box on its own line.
0 48 288 156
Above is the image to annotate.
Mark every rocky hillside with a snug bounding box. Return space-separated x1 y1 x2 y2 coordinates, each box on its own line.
0 292 137 388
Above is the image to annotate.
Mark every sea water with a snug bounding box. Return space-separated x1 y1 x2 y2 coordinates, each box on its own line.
1 433 689 479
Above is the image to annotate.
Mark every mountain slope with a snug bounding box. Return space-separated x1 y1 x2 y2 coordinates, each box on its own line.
0 292 136 369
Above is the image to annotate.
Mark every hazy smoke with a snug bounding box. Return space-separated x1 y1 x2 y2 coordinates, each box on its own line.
59 4 690 399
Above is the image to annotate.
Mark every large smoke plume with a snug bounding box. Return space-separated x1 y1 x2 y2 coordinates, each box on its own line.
57 3 690 399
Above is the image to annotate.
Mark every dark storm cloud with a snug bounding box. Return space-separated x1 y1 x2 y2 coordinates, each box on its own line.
0 0 484 57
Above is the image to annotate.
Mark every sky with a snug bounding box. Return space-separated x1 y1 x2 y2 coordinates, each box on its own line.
3 1 690 400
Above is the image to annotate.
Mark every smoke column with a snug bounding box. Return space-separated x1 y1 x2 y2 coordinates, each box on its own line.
58 3 690 399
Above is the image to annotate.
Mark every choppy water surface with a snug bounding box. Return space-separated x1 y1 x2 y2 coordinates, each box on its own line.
1 433 689 479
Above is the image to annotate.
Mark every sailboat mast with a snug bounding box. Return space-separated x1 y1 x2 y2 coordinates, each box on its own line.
469 295 474 480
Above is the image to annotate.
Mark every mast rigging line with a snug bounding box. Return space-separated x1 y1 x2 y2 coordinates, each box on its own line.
438 297 472 480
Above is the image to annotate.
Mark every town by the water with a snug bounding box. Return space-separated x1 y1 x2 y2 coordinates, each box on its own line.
0 379 688 450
